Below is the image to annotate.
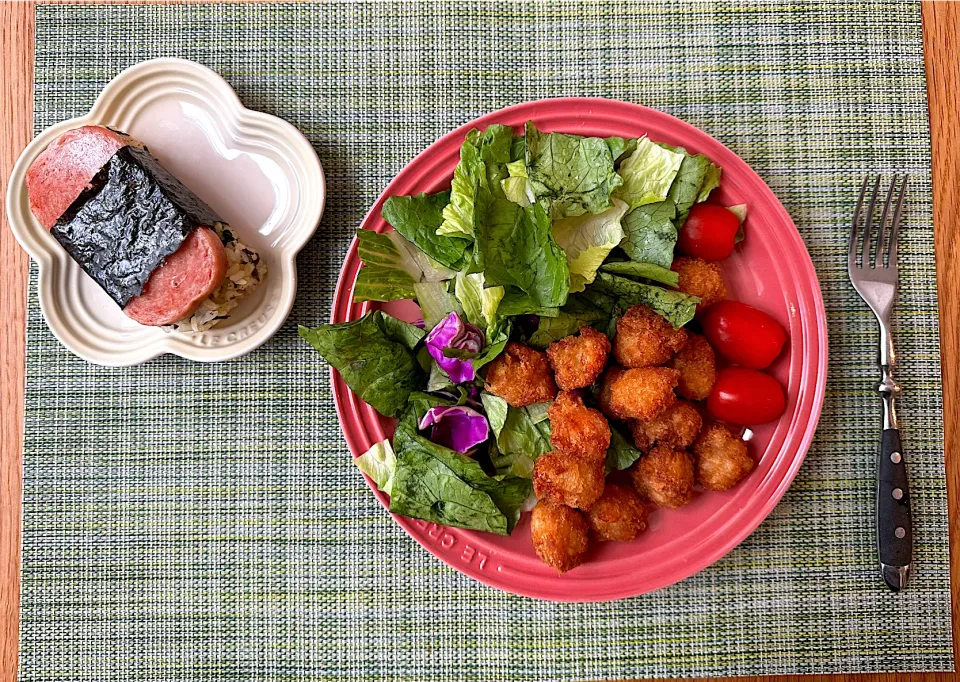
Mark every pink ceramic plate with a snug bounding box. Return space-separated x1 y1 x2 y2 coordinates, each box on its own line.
331 99 827 601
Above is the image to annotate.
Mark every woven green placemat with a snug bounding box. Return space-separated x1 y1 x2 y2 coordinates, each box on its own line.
22 2 951 680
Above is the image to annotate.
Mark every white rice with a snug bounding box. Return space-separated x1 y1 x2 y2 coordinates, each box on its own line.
166 222 267 333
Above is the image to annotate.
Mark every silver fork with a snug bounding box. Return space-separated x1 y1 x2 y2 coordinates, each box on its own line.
847 174 912 592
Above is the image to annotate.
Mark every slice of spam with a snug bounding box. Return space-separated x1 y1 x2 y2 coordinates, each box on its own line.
26 126 131 230
123 227 228 326
26 126 228 327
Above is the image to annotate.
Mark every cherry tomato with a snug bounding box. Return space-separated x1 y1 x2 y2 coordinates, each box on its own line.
701 300 788 369
677 204 741 261
707 368 786 425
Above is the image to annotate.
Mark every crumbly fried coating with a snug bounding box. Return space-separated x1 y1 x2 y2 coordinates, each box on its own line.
602 367 680 422
530 500 590 574
533 449 605 510
547 326 611 390
629 446 695 508
669 333 717 401
631 400 702 450
548 390 611 461
613 305 687 368
585 484 649 542
484 342 558 407
693 422 755 492
671 256 727 312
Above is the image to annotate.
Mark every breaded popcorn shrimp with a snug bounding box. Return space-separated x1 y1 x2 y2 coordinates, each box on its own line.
693 422 755 492
547 326 611 390
548 390 611 461
533 449 605 510
671 256 727 312
484 342 558 407
531 501 589 573
669 333 717 401
602 367 680 421
614 305 687 368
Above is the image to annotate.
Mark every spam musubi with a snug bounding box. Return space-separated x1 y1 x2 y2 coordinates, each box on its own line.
26 126 266 331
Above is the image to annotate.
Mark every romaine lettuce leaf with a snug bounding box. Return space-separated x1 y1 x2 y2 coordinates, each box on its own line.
482 392 509 436
438 139 483 237
593 272 699 329
552 198 629 293
438 125 518 238
469 124 515 166
375 311 428 350
382 191 471 270
454 271 504 336
486 441 534 479
510 135 526 162
526 293 610 349
426 361 454 392
390 420 532 535
525 121 623 218
501 159 535 207
698 164 722 203
614 137 685 211
298 311 426 418
619 200 678 269
481 393 552 478
467 314 512 372
496 288 560 318
414 281 464 329
599 260 679 287
474 187 570 308
605 424 643 473
355 439 397 496
354 229 456 302
473 337 508 372
667 152 713 220
605 136 637 166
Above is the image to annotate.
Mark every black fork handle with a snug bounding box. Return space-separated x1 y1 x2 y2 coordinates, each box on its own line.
877 428 912 591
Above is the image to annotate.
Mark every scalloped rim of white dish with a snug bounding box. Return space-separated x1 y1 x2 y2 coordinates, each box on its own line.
6 58 325 365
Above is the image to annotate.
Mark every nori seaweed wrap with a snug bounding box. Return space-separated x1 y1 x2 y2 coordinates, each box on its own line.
51 145 222 308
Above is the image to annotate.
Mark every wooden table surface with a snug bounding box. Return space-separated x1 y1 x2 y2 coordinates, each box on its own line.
1 2 958 681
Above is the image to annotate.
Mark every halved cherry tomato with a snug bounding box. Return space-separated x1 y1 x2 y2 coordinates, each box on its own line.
701 300 787 369
707 368 786 425
676 204 741 261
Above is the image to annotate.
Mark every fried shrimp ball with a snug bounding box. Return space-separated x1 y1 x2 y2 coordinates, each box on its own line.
597 367 624 420
533 449 605 510
585 484 649 542
671 256 727 312
601 367 680 422
693 422 755 492
613 305 687 368
546 326 611 390
484 342 558 407
530 501 589 573
669 333 717 401
629 447 695 508
631 400 702 450
548 391 611 461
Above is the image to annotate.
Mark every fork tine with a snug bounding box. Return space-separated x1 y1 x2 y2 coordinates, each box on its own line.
887 174 909 267
861 176 882 268
849 177 869 269
874 175 898 268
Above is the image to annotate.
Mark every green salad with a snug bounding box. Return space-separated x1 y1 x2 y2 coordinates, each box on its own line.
300 122 729 536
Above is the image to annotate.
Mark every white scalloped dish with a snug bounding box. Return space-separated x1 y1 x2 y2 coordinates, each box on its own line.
6 58 325 365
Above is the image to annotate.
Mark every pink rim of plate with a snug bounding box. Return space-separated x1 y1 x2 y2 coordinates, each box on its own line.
329 98 828 602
